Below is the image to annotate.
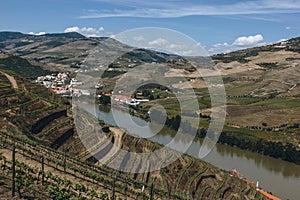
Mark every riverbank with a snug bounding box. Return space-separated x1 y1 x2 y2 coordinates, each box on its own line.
228 169 281 200
89 103 300 199
137 105 300 165
101 125 267 199
108 104 300 165
217 131 300 165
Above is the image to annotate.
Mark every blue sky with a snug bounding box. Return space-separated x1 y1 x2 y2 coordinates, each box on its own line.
1 0 299 54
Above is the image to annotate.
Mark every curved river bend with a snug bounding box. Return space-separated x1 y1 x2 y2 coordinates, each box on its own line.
81 103 300 200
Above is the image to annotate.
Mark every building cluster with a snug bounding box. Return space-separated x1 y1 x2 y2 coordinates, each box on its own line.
36 73 151 105
35 72 90 97
111 94 149 106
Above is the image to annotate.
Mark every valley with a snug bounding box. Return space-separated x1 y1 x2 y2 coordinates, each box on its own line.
0 70 267 199
0 31 299 199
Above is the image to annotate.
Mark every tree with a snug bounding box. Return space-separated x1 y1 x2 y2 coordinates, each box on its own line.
100 95 111 105
149 94 154 100
171 115 181 130
142 90 151 97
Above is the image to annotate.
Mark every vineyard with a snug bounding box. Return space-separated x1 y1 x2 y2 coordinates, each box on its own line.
0 71 266 199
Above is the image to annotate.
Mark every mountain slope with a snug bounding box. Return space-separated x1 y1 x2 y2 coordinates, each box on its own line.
0 31 191 71
0 31 32 42
0 70 266 199
0 51 51 78
0 31 299 154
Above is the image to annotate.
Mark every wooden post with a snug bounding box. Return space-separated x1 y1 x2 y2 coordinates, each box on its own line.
12 143 16 197
63 150 66 174
41 156 45 185
112 174 116 200
167 181 171 200
125 176 128 200
150 182 154 200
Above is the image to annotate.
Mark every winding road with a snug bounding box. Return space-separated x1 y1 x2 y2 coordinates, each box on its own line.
0 71 18 89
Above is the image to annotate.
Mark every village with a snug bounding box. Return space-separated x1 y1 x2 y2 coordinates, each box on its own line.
35 72 90 97
35 72 150 106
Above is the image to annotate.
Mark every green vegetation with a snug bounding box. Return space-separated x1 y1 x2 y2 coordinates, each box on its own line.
0 69 269 199
252 97 300 109
257 62 280 69
0 55 51 79
1 33 300 199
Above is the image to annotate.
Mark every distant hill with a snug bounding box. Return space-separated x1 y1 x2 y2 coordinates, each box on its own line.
212 37 300 63
0 31 299 91
0 31 32 42
0 52 51 78
0 31 193 71
0 31 85 40
0 31 299 71
209 36 300 98
43 32 86 39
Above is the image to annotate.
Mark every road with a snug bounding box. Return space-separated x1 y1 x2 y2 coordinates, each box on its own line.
0 71 18 89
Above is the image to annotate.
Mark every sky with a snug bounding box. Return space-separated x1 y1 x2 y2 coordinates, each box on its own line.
0 0 299 54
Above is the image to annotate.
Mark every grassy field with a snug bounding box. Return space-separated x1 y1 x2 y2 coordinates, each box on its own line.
251 97 300 109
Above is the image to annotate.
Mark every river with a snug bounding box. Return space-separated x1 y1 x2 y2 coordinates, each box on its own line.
79 103 300 200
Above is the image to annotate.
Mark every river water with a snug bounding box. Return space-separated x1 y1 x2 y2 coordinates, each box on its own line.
80 103 300 200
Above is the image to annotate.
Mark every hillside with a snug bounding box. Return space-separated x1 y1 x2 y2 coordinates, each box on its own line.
0 31 299 97
0 51 51 78
0 32 190 72
0 31 299 161
79 36 300 163
0 32 87 71
208 38 300 134
0 71 265 199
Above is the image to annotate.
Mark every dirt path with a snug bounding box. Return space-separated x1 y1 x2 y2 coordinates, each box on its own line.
110 127 124 147
0 71 18 89
98 127 124 164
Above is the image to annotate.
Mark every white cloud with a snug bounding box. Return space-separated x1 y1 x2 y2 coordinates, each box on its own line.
233 34 264 46
208 43 232 55
145 38 206 56
28 31 46 36
80 0 300 18
133 35 145 42
148 38 169 46
208 34 265 55
64 27 80 33
277 38 287 42
112 29 207 56
64 26 108 37
239 16 283 22
285 26 291 30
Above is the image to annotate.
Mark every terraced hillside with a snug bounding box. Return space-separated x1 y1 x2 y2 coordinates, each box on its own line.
0 31 299 167
0 71 74 151
0 71 265 199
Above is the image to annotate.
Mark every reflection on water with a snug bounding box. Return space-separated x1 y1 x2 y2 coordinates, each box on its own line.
213 144 300 178
79 102 300 199
201 142 300 199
